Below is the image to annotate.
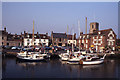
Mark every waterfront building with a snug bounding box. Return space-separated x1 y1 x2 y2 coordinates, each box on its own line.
0 27 8 46
51 31 77 47
67 33 76 46
23 31 49 47
51 31 67 46
0 27 22 46
77 22 116 52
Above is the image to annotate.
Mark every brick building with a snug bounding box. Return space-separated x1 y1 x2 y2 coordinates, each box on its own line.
67 33 76 46
77 22 116 52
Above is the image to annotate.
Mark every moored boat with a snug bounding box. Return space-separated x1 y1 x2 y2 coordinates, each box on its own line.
79 54 106 65
17 53 45 62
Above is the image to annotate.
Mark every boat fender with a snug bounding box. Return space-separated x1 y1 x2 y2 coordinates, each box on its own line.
79 60 83 64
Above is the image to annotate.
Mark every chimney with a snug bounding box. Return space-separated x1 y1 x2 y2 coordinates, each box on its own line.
24 31 26 34
46 33 48 36
51 31 53 34
65 32 66 34
80 32 83 35
4 26 6 32
37 32 39 35
74 33 76 39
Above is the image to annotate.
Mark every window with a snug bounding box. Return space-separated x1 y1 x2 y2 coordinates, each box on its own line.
86 40 88 43
7 43 9 46
19 43 20 46
87 35 89 38
27 39 29 41
2 42 3 45
92 25 94 28
98 32 101 34
80 36 81 39
69 41 70 43
27 35 29 38
2 37 4 40
59 38 61 42
43 36 46 38
82 40 84 43
27 43 29 45
86 44 88 48
110 37 113 39
112 42 114 46
113 47 115 50
44 40 46 42
83 36 85 39
54 43 56 45
74 41 75 43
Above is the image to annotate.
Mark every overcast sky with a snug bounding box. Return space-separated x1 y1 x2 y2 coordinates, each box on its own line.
2 2 118 38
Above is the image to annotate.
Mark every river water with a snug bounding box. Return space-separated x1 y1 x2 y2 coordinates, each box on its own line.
2 54 120 79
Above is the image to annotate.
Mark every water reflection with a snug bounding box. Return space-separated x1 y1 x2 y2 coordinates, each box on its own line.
2 56 120 78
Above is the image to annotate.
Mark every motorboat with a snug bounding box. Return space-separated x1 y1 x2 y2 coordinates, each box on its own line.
79 54 106 65
17 53 45 62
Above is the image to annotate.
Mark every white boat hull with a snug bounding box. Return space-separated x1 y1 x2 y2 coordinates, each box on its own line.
17 55 45 62
80 59 104 65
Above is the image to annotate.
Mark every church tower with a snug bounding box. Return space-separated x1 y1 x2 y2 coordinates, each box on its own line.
89 22 99 33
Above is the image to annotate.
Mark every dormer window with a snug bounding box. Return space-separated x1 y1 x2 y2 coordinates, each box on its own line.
43 36 46 38
80 36 81 39
27 35 29 38
92 25 94 28
87 35 89 38
98 32 101 34
83 36 85 39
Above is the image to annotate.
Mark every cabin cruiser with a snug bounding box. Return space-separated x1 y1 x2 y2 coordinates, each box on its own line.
17 52 45 62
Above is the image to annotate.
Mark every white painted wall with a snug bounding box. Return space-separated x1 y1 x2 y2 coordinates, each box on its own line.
68 40 76 46
24 38 49 46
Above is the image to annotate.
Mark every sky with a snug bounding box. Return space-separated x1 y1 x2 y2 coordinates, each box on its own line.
2 2 118 38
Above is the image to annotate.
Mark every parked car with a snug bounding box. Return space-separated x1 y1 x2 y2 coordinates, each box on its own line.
45 46 52 50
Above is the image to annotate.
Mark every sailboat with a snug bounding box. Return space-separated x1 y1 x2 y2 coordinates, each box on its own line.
17 20 45 61
67 26 84 64
59 25 70 61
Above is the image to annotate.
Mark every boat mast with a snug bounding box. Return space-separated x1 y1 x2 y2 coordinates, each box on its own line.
72 25 74 54
85 17 87 35
67 25 69 50
32 20 35 46
78 20 80 51
85 17 87 51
